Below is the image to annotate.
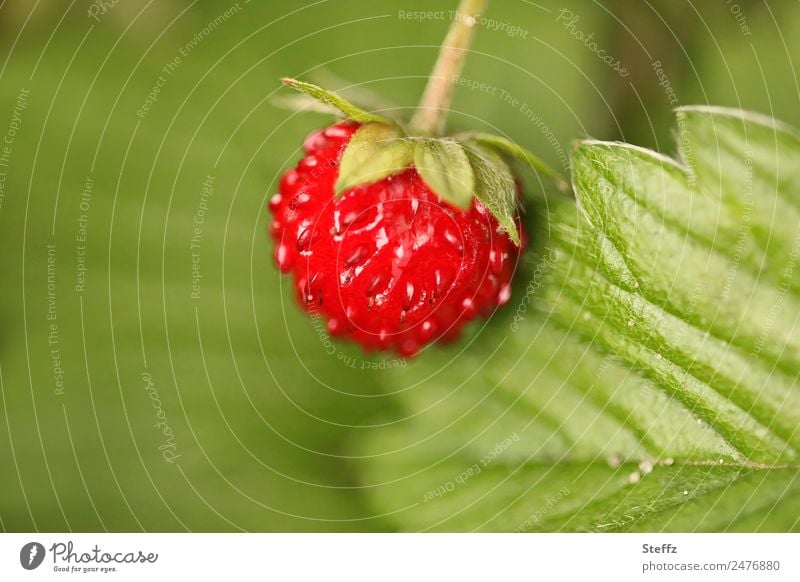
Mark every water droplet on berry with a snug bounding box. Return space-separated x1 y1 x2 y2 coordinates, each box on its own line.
377 327 391 347
279 170 300 195
366 272 389 296
344 245 368 267
298 155 319 171
444 229 464 254
268 193 283 213
399 338 419 357
296 225 314 251
498 283 512 305
434 269 454 297
403 281 415 310
275 244 294 272
340 210 359 228
324 124 352 139
300 274 323 306
461 297 476 317
417 319 437 343
327 317 347 336
489 249 506 274
304 129 329 152
294 192 311 206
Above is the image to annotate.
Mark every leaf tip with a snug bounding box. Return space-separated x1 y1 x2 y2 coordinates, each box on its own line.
333 177 349 197
571 138 589 154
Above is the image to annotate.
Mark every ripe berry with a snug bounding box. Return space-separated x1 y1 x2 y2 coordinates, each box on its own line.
269 121 524 357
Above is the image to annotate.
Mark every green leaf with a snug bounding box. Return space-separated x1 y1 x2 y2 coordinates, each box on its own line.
463 142 520 245
335 123 414 194
270 93 343 116
351 107 800 531
0 65 390 532
413 139 475 210
458 132 569 192
280 77 392 124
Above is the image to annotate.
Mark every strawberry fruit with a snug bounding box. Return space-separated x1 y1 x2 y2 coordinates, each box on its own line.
268 0 564 356
270 121 523 356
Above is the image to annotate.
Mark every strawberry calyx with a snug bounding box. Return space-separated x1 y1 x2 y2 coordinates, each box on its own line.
280 77 567 247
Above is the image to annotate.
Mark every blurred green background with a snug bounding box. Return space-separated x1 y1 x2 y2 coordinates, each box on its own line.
1 0 798 531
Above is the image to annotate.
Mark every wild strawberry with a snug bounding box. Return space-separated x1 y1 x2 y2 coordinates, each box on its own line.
269 1 564 356
270 120 523 356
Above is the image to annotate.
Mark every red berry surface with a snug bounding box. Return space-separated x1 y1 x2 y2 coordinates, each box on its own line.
269 121 523 356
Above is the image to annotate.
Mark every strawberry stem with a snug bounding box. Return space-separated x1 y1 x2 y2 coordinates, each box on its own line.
410 0 489 136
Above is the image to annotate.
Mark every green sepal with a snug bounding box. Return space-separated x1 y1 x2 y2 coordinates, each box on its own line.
335 123 414 195
463 142 521 245
281 78 393 125
413 138 475 210
457 132 568 192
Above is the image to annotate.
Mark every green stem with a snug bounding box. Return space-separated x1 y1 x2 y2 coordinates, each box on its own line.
410 0 489 136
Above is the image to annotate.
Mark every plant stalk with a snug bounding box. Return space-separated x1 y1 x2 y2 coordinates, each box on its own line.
410 0 489 136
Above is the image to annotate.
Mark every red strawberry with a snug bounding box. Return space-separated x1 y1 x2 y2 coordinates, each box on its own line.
269 121 524 357
270 3 565 356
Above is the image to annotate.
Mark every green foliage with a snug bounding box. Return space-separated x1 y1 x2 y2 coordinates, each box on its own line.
335 123 413 194
3 0 800 534
354 107 800 531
